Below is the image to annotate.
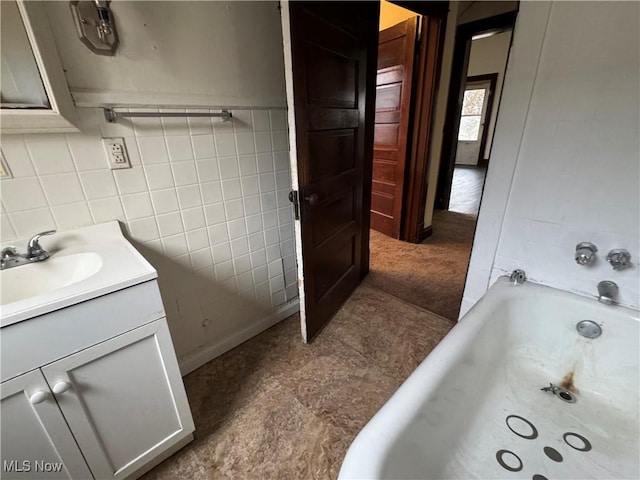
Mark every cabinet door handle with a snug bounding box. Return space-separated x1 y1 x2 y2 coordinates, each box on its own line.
52 381 72 394
29 390 49 404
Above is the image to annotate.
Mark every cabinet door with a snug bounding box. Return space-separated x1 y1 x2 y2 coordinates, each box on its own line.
41 320 194 480
0 369 93 480
0 1 78 133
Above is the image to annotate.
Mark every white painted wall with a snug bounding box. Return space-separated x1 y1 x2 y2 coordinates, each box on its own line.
466 29 512 161
0 3 296 373
461 1 640 316
42 1 286 108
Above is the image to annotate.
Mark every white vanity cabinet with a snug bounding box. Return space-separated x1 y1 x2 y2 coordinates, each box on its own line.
41 320 193 480
1 370 93 479
1 282 195 480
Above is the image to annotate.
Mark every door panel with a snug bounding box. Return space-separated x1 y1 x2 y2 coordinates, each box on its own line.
41 320 194 480
0 370 92 480
308 130 356 180
312 193 355 245
371 17 418 239
286 1 378 341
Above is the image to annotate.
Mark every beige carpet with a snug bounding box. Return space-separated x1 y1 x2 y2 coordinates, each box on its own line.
143 285 453 479
364 209 477 321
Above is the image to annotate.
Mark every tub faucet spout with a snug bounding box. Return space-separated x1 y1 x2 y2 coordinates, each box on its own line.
597 280 618 305
509 269 527 285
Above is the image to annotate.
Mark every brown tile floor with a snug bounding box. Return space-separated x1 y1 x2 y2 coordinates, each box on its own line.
143 285 454 480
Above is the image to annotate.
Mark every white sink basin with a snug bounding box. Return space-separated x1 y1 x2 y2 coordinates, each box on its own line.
0 222 157 327
1 252 103 305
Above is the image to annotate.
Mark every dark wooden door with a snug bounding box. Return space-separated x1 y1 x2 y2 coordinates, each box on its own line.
370 17 418 239
287 1 378 341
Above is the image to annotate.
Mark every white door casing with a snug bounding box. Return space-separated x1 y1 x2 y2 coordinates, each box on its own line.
280 0 307 340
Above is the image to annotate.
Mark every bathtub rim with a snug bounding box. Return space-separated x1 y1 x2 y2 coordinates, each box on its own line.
338 276 640 479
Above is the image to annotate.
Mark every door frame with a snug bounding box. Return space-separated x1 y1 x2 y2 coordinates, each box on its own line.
388 1 449 243
401 11 448 242
460 72 498 167
435 11 518 211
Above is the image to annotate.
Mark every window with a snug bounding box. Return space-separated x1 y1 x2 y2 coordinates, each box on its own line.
458 88 486 141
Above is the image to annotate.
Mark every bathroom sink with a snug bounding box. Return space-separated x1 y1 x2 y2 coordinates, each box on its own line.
0 221 157 327
0 252 103 305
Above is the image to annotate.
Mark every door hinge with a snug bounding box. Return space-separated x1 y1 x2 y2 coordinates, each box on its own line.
288 190 300 220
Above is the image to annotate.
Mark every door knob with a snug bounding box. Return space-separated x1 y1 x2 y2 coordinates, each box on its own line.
29 390 49 404
304 193 319 206
52 381 72 394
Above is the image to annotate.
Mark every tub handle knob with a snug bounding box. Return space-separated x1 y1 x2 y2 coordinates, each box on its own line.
606 249 631 271
575 242 597 266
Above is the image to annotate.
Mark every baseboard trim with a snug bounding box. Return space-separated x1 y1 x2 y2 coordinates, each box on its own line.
177 300 300 376
419 225 433 242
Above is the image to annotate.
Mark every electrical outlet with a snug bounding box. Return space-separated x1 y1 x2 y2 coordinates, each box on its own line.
103 138 130 169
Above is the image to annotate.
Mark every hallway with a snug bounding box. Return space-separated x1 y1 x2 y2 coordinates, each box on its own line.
365 209 477 321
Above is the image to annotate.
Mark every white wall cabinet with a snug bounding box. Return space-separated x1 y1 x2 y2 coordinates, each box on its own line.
0 0 78 133
1 280 195 480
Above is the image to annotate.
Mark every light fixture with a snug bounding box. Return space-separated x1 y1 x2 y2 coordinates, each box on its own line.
69 0 119 56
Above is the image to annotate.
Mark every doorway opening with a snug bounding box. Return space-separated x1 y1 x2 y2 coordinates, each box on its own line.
449 73 497 214
283 1 519 340
366 2 517 322
370 0 447 242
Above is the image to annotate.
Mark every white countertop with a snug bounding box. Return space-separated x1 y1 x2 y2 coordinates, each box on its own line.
0 222 157 328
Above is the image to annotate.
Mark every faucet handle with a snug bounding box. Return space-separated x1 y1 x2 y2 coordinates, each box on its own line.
0 247 18 269
1 246 18 258
27 230 56 258
575 242 597 266
606 249 631 271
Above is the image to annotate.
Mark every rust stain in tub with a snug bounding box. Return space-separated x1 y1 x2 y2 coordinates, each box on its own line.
560 371 579 393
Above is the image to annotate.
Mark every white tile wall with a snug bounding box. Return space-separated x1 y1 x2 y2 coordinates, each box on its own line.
462 2 640 316
0 107 298 357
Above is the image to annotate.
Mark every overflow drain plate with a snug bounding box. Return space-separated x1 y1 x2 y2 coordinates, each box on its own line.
576 320 602 339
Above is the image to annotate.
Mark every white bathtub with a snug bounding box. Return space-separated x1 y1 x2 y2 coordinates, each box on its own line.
339 277 640 479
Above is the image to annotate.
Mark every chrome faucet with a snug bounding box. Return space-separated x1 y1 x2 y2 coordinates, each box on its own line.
509 269 527 285
597 280 619 305
1 230 56 270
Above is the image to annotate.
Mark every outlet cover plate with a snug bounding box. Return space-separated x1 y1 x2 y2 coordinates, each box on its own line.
102 137 130 169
